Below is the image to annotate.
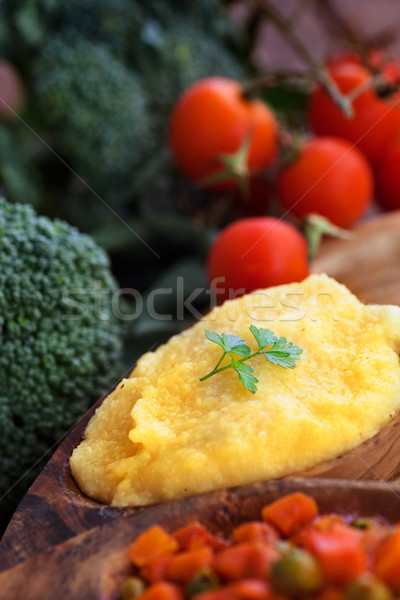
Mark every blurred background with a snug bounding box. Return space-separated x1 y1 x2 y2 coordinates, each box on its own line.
1 0 400 360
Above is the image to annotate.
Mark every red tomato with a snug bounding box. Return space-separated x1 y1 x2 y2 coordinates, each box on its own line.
328 48 400 85
374 526 400 590
374 136 400 210
276 137 373 228
169 77 278 190
302 524 367 585
207 217 309 302
308 60 400 161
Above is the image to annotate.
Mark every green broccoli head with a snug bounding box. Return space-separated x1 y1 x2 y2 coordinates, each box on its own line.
0 198 124 515
33 36 150 200
3 0 232 55
45 0 141 58
2 0 140 57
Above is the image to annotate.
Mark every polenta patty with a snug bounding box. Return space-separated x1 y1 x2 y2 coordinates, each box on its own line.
70 275 400 505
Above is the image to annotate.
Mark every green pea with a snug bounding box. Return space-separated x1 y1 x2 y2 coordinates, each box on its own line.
345 573 393 600
187 567 220 597
119 576 146 600
350 518 379 530
270 547 322 596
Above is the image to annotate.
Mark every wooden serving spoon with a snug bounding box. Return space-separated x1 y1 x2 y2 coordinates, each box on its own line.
2 210 400 573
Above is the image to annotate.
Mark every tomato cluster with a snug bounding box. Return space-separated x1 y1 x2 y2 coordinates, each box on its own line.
169 51 400 300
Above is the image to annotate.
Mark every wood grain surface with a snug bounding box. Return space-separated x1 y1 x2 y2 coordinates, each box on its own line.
2 210 400 592
312 210 400 306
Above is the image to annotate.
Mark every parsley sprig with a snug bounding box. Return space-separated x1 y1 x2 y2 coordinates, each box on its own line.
200 325 302 394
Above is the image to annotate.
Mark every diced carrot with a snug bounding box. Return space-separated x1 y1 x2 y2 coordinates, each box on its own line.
261 493 318 536
174 522 211 550
141 555 173 583
136 582 184 600
302 523 367 584
128 526 178 567
230 579 271 600
194 587 238 600
292 515 344 546
314 515 346 532
167 546 214 583
314 586 344 600
374 526 400 590
233 522 279 545
213 543 279 581
173 521 229 551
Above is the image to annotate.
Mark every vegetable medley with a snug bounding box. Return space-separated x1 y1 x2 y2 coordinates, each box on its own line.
119 492 400 600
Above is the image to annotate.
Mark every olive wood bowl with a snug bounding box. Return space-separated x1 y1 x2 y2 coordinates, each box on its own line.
1 478 400 600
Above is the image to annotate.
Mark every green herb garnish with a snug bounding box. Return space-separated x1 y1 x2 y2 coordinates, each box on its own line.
200 325 302 394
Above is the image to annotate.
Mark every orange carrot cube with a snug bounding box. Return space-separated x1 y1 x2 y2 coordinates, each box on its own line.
128 525 178 567
374 526 400 590
141 555 173 583
137 582 183 600
233 522 279 545
230 579 271 600
213 543 279 581
262 493 318 536
167 546 214 584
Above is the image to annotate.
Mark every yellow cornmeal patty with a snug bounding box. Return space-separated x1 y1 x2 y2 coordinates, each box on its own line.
70 274 400 506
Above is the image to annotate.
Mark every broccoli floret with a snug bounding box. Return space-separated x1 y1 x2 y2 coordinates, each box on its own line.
33 36 150 200
44 0 141 57
141 20 246 141
2 0 140 58
4 0 231 53
0 198 124 516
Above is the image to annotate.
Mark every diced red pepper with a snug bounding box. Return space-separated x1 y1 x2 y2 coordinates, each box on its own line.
314 515 346 532
141 555 173 583
314 586 344 600
167 546 214 583
194 587 239 600
374 526 400 590
233 522 279 545
128 525 178 567
213 543 279 581
173 521 228 551
302 523 367 584
362 527 387 571
136 582 184 600
262 493 318 536
230 579 272 600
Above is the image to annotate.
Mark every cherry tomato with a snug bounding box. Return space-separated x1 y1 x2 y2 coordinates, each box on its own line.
276 136 373 228
169 77 278 190
308 59 400 161
0 60 24 119
328 48 400 85
374 137 400 210
207 217 309 302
